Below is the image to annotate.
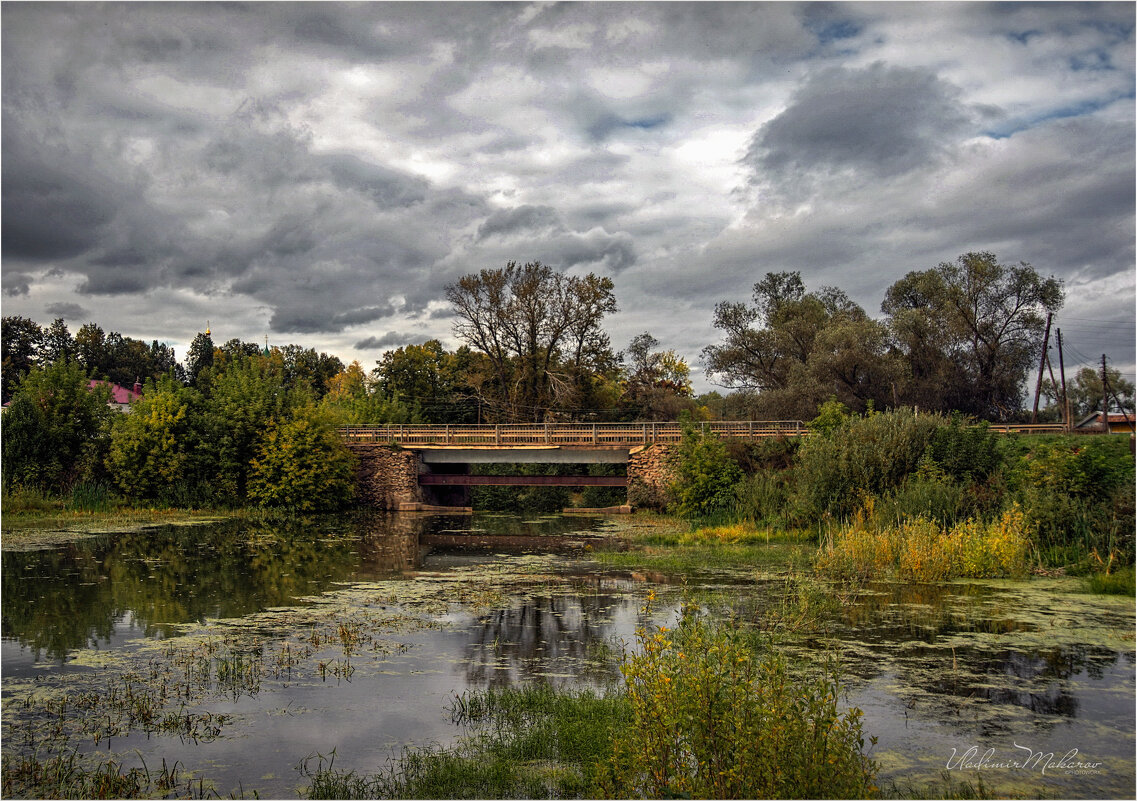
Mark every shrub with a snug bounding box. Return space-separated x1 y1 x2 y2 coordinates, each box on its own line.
670 424 743 518
598 601 878 799
925 415 1001 482
105 379 205 501
247 406 356 512
1 360 113 493
794 409 941 522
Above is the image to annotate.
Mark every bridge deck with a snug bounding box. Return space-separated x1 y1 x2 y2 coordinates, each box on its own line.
340 420 805 446
419 474 626 487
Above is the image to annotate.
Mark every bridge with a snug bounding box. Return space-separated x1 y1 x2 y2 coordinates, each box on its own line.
338 420 806 446
336 420 1071 510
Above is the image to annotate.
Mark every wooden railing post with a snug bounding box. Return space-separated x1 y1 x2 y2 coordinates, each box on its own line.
496 424 501 445
592 424 597 444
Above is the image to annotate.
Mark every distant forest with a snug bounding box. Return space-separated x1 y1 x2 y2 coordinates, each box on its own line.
3 252 1130 425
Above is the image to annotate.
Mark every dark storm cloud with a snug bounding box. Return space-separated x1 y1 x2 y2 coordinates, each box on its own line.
4 273 32 297
0 2 1130 382
749 63 972 180
322 153 430 209
1 128 123 262
477 205 562 241
44 302 90 320
354 331 422 351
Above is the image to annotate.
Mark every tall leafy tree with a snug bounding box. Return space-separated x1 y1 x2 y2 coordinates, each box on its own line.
203 355 293 501
1042 366 1135 420
185 331 216 389
446 261 617 420
621 332 695 420
702 272 894 419
247 405 357 511
1 360 113 492
883 252 1063 419
40 318 76 365
320 360 418 424
1 316 43 401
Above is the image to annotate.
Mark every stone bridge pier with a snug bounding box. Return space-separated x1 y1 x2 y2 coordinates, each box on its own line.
346 443 679 511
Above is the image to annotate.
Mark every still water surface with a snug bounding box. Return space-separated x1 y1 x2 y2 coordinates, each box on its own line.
2 513 1133 798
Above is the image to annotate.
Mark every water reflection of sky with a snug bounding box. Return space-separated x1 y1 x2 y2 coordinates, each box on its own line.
1 514 1133 799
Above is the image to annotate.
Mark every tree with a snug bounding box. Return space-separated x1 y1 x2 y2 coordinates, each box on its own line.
1 360 113 492
1 316 43 401
203 354 292 501
883 252 1063 419
277 344 344 399
74 323 108 376
320 360 418 425
702 272 894 419
185 331 216 389
106 378 205 500
40 318 76 365
1043 366 1135 420
373 340 482 422
621 332 695 420
446 261 617 421
247 406 356 511
670 422 743 518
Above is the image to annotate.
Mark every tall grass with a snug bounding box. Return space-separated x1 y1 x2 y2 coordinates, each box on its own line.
816 503 1032 582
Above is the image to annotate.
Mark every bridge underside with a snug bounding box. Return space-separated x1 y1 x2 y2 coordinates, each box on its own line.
418 446 629 464
419 474 626 487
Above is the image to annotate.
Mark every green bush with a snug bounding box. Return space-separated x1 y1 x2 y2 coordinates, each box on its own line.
105 379 206 502
247 406 357 512
598 602 878 799
1004 436 1135 565
670 424 743 518
793 409 941 522
925 415 1000 482
1 360 113 493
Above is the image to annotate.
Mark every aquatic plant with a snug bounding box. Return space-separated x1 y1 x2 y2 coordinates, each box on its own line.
816 504 1032 581
596 597 878 799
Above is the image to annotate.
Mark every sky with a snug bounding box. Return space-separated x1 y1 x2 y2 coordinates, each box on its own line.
2 2 1134 393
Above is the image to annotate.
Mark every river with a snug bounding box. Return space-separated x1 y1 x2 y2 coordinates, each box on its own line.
2 513 1133 798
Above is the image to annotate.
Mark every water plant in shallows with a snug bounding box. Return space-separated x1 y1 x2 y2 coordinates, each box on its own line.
596 597 879 799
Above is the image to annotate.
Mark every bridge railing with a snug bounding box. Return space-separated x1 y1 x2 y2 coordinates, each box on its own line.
338 420 806 446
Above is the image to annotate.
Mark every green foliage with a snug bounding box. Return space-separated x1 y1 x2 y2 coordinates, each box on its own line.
809 396 851 436
702 271 896 419
1083 566 1135 596
794 409 941 522
882 252 1063 420
1000 435 1135 565
247 406 357 512
204 355 295 501
319 361 419 425
670 424 743 518
1 360 113 493
598 603 878 799
1 315 44 402
105 378 205 501
925 415 1000 482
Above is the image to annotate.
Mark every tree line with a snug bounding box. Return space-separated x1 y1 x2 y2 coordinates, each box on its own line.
2 251 1130 509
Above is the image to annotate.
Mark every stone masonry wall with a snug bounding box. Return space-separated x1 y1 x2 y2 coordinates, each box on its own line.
626 444 677 510
349 445 422 509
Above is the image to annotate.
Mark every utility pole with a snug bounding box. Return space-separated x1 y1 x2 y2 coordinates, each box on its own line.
1056 329 1069 431
1100 354 1110 433
1031 312 1052 424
